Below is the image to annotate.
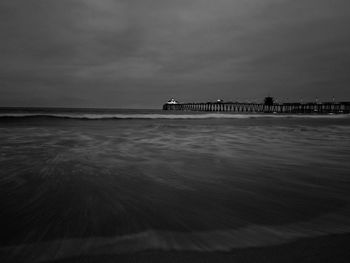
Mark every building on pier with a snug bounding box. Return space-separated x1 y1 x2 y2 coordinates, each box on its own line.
264 96 274 106
166 98 179 104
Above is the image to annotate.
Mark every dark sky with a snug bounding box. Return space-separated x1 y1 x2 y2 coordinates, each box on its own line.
1 0 350 108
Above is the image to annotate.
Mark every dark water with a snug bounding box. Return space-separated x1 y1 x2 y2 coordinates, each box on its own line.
1 109 350 262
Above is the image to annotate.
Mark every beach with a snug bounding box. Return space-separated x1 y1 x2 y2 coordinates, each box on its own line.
1 109 350 262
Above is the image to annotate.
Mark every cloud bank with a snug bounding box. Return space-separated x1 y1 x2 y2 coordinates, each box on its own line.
0 0 350 107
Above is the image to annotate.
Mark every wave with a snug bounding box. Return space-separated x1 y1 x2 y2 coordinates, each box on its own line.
1 208 350 262
0 113 349 120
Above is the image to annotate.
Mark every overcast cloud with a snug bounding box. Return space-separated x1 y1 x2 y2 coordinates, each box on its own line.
0 0 350 108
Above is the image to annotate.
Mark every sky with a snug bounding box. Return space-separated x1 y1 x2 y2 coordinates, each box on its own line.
0 0 350 108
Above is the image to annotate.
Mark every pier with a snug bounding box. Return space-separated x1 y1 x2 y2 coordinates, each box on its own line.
163 100 350 114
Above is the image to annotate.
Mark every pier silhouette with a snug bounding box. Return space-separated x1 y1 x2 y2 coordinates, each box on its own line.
163 97 350 113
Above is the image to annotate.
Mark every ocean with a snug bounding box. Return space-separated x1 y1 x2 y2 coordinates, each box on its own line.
1 108 350 262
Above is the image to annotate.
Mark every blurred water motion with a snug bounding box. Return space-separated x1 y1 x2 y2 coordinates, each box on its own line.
0 111 350 262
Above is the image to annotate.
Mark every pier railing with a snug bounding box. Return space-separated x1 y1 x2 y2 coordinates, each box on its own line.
163 102 350 113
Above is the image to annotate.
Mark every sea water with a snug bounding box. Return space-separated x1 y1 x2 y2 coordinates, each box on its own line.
0 108 350 262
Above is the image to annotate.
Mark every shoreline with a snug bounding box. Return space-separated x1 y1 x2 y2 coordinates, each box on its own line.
38 233 350 263
2 231 350 263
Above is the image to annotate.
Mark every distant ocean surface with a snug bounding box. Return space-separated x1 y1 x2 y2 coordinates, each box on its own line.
1 108 350 262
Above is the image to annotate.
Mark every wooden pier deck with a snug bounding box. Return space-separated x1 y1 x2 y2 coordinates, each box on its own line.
163 101 350 114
